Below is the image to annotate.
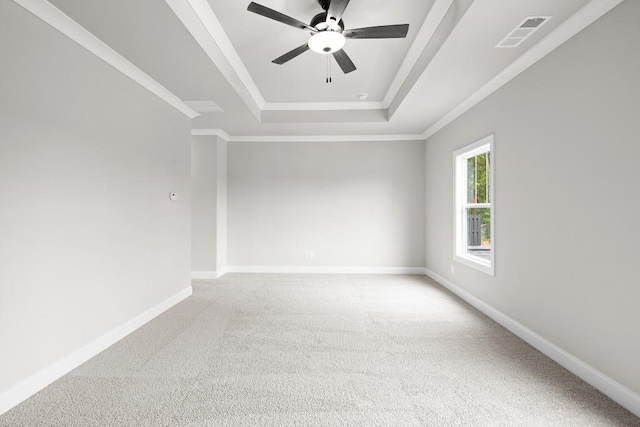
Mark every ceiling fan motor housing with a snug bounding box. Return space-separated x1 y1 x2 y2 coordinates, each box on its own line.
310 12 344 32
317 0 330 11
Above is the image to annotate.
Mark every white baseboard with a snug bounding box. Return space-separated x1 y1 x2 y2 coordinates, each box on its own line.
191 268 227 280
0 286 193 416
424 268 640 418
227 266 427 275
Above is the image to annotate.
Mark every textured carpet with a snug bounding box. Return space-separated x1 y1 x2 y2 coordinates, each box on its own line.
1 274 638 426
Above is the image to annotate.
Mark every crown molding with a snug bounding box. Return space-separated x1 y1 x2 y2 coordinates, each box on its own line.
383 0 454 107
422 0 625 140
191 129 424 143
166 0 449 117
165 0 264 120
13 0 199 119
262 101 386 111
186 100 223 113
192 128 231 140
193 0 621 142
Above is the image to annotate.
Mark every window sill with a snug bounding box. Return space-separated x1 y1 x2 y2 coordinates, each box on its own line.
454 254 495 276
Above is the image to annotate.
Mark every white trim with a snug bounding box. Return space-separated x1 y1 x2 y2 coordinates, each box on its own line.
453 135 495 276
227 266 427 275
185 0 263 106
217 266 228 278
424 268 640 418
166 0 444 115
262 102 385 111
455 253 492 275
422 0 624 139
191 129 425 143
164 0 263 120
185 100 223 113
383 0 455 107
0 286 193 416
223 134 425 143
12 0 199 119
191 128 231 140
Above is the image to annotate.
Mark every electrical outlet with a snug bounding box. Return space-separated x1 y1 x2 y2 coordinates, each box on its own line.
169 192 178 201
451 265 455 274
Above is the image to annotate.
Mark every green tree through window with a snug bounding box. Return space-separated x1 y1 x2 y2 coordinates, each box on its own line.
454 134 494 275
467 152 491 246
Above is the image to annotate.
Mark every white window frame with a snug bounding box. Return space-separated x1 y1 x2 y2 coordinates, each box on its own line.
453 134 495 276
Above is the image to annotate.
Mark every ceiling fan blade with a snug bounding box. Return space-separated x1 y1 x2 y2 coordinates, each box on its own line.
247 2 316 32
332 49 356 74
343 24 410 39
272 43 310 64
326 0 350 24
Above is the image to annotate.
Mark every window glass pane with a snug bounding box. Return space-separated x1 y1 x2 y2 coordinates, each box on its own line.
466 157 476 203
465 207 491 260
466 152 490 204
486 152 491 203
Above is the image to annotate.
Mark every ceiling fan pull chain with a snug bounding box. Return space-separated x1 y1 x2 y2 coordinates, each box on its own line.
328 55 332 83
326 55 330 83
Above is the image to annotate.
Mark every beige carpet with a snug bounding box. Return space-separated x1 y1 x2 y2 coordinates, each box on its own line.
1 274 638 426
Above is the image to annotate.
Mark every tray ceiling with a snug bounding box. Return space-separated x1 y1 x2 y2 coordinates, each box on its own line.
36 0 617 137
209 0 433 103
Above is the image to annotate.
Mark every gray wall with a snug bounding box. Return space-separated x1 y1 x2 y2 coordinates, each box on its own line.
424 1 640 394
216 140 228 271
191 136 227 273
228 141 426 268
191 137 219 272
0 2 191 394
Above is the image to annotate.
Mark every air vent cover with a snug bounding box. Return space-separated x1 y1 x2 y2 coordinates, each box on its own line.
521 17 547 28
496 16 552 48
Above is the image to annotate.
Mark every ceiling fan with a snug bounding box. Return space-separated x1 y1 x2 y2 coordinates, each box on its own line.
247 0 410 75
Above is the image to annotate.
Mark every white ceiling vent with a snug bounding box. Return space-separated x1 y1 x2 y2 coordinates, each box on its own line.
496 16 552 49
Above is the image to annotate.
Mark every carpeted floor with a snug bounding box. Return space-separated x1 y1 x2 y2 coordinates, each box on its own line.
1 274 638 426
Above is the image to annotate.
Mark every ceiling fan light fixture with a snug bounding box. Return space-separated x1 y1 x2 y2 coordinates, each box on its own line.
308 31 345 54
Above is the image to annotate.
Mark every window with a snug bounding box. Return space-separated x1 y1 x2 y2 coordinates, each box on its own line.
454 135 494 275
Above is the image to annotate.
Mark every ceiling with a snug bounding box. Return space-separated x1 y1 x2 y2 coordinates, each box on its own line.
42 0 612 138
210 0 434 103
